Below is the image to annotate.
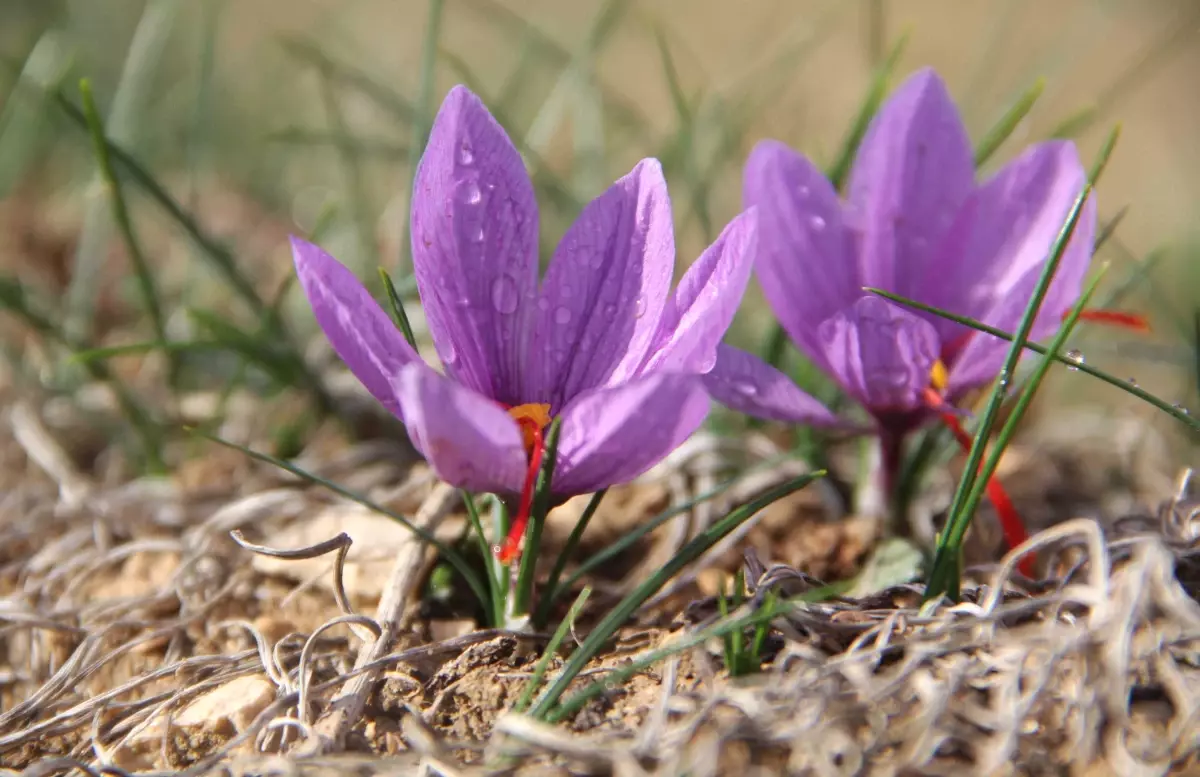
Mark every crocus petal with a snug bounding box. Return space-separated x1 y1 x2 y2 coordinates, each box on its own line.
934 142 1095 393
524 159 674 410
702 344 841 426
818 296 941 413
410 85 538 405
291 236 420 420
639 208 757 375
846 68 974 294
744 140 855 366
392 362 527 495
552 373 710 495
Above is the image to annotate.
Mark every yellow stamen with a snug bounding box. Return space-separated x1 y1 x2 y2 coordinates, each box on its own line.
507 402 552 453
929 359 949 393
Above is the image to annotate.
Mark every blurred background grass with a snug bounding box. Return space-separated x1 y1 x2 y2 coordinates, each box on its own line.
1 0 1198 469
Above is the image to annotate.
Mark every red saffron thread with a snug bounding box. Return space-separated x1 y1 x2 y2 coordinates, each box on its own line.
1064 308 1150 332
922 388 1034 577
496 417 545 564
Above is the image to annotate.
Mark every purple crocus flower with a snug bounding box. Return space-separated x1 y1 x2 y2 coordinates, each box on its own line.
291 85 758 561
704 67 1096 459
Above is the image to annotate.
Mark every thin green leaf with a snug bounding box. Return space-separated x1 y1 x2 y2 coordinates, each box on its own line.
277 37 416 124
533 489 607 630
398 0 445 271
867 285 1196 433
549 453 795 605
529 470 825 719
926 264 1110 599
461 490 504 627
317 65 379 275
266 127 409 158
973 77 1045 168
192 428 489 607
512 417 564 622
377 268 417 348
78 78 174 384
543 582 840 723
827 31 909 192
514 586 591 713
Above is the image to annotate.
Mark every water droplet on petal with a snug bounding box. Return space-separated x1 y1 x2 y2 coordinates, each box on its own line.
459 143 474 165
1065 349 1085 370
798 185 811 198
604 304 617 316
634 294 648 319
442 340 458 365
471 226 485 243
561 285 573 299
536 297 550 312
490 275 520 315
809 215 826 231
732 379 758 397
554 306 572 325
463 182 482 205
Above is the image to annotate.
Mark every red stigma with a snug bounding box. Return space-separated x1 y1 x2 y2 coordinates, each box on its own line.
496 415 546 564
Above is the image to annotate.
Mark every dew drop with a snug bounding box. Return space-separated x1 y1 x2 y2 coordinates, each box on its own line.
809 215 826 231
561 284 573 299
536 297 550 312
442 340 458 365
554 306 572 325
634 294 648 319
470 226 485 243
1174 403 1191 416
490 275 520 315
732 379 758 397
604 304 617 316
1065 349 1085 371
1127 377 1138 386
459 143 474 165
798 185 811 198
462 182 482 205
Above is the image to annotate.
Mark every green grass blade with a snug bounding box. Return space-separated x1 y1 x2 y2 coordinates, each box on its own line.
549 453 794 603
78 78 173 383
277 37 416 124
192 428 489 607
652 23 712 242
542 578 840 723
514 586 591 713
266 127 409 158
398 0 445 272
512 417 564 621
973 78 1045 168
0 276 164 470
528 470 825 719
317 65 377 277
69 339 222 363
927 264 1110 599
461 490 504 626
921 125 1121 600
377 268 417 349
0 29 73 199
866 286 1197 433
827 31 909 192
533 489 607 630
64 0 181 343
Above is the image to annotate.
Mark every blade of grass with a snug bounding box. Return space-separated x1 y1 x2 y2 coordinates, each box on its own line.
514 586 591 713
78 78 174 385
0 29 73 199
398 0 444 272
277 37 416 124
192 428 488 606
547 452 796 606
921 126 1120 600
65 0 181 344
317 65 378 277
462 490 504 626
652 23 712 242
539 567 838 723
511 418 564 623
973 78 1045 168
926 263 1110 599
377 268 417 348
266 127 409 158
0 277 163 470
533 489 607 631
866 286 1197 433
528 470 825 719
827 31 909 192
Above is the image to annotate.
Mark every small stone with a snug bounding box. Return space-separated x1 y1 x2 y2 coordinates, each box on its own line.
175 674 277 732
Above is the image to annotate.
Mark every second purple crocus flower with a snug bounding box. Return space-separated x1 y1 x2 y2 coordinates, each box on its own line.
292 85 766 561
705 68 1096 470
